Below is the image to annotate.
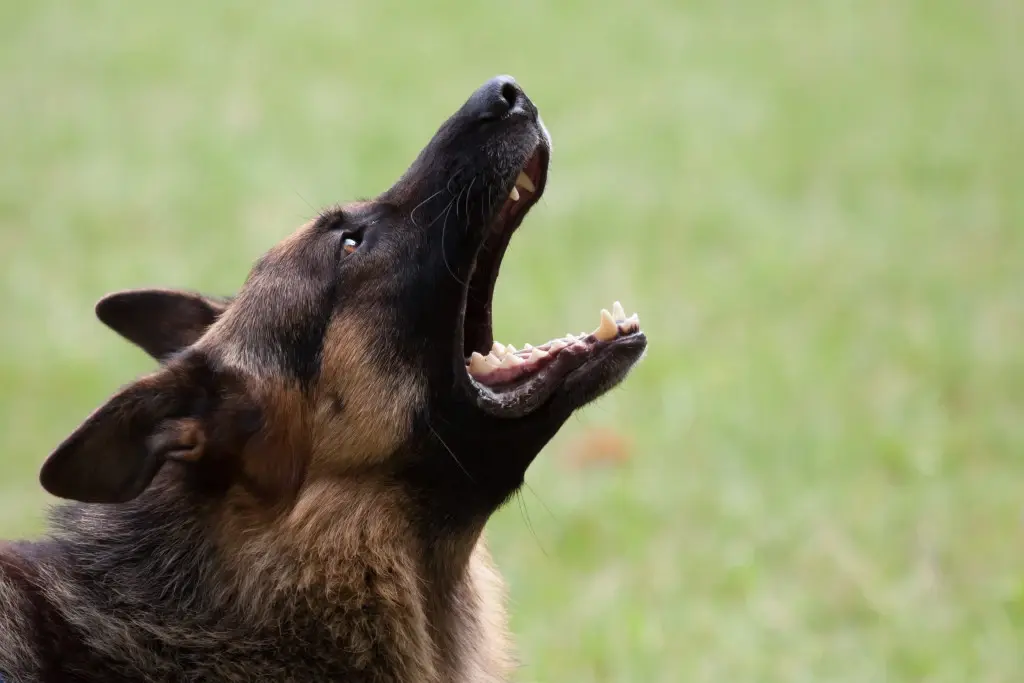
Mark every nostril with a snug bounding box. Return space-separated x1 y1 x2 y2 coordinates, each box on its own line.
500 81 519 110
470 76 526 123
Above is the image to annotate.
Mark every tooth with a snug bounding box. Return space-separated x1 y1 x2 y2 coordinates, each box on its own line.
565 333 577 342
612 301 626 321
469 352 495 375
523 343 533 351
491 341 506 356
485 353 502 367
501 354 524 368
509 186 520 202
516 171 536 193
529 347 548 362
595 309 617 341
549 339 567 352
506 344 517 354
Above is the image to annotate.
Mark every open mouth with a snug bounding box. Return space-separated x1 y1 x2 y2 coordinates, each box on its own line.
457 145 646 418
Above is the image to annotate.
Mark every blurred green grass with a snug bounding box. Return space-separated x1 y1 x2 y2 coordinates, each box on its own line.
1 1 1022 681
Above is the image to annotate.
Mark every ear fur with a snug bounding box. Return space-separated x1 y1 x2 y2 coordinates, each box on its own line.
40 358 220 504
95 289 232 361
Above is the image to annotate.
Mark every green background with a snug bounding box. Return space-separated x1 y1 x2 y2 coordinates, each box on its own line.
1 2 1021 681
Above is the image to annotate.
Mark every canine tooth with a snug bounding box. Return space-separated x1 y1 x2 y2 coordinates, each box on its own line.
491 341 506 356
516 171 536 192
595 308 617 341
509 186 520 202
612 301 626 321
469 352 494 375
529 347 548 362
501 354 525 368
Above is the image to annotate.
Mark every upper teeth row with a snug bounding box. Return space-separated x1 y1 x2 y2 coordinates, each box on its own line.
509 171 536 202
596 301 639 341
466 301 640 376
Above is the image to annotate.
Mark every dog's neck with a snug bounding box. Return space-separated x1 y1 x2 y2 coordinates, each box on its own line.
41 476 510 681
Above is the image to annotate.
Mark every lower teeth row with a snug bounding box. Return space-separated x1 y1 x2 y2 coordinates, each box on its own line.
467 301 640 377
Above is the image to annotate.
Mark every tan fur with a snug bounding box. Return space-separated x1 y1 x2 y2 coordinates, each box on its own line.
190 321 500 682
462 541 517 682
210 481 513 682
235 381 314 504
0 560 39 677
223 481 437 675
313 314 425 471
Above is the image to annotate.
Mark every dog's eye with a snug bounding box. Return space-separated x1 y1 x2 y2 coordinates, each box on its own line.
342 234 361 255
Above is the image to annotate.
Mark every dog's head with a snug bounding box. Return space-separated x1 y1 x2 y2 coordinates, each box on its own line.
40 77 647 525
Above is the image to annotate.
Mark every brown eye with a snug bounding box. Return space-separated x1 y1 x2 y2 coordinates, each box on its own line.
342 235 360 255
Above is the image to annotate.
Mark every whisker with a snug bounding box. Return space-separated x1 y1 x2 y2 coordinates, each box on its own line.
438 186 468 286
461 176 476 222
440 202 464 285
517 489 548 557
291 188 317 216
426 420 474 483
409 187 449 229
426 189 460 229
523 480 558 524
446 171 463 196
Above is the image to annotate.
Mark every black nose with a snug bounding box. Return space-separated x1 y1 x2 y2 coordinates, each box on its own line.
467 75 527 122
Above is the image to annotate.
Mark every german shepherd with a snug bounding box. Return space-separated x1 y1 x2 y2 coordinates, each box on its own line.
0 76 646 682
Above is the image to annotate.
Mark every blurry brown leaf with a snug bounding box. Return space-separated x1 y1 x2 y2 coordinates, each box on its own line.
564 428 633 469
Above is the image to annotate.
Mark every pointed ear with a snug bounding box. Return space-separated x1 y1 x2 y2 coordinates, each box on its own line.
40 361 215 504
95 289 232 362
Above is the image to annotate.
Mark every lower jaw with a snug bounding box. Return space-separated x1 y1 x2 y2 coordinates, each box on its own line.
460 302 643 418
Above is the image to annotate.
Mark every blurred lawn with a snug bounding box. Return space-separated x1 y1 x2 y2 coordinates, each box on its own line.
1 1 1022 681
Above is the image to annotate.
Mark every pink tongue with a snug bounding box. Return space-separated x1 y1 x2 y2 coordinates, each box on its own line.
472 363 533 386
472 349 556 386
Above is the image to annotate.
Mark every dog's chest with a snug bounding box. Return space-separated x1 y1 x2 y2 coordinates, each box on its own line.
433 543 515 683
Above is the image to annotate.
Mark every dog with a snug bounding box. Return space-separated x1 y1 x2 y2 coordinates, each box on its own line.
0 75 647 682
